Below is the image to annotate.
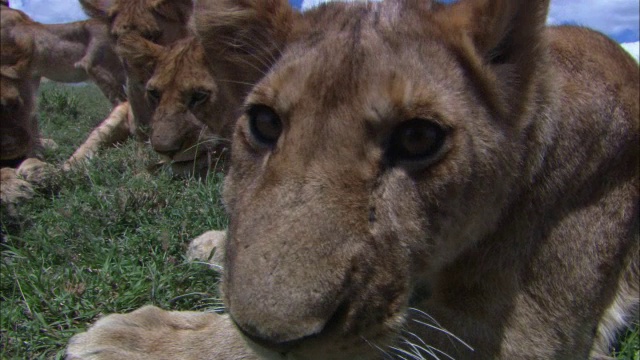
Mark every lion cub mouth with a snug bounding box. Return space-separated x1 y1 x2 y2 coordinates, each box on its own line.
149 144 228 177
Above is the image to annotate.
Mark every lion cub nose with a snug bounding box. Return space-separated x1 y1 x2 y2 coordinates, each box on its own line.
231 306 332 347
226 262 349 352
151 135 181 157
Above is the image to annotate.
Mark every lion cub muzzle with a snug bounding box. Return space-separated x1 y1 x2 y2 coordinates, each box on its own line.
223 153 411 357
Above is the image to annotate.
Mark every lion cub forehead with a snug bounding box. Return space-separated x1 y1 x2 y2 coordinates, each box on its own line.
250 37 460 130
245 0 461 118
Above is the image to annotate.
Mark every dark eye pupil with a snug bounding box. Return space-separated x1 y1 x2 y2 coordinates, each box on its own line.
400 125 439 156
190 91 209 107
391 119 445 161
249 105 282 145
147 89 160 100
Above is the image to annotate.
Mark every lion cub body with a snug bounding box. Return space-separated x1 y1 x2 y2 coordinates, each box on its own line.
1 5 126 104
67 0 638 359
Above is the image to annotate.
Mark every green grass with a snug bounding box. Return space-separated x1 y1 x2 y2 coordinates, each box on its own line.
1 83 226 359
0 83 638 359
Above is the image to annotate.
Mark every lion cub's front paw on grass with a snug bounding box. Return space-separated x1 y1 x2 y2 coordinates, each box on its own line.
186 230 226 269
16 157 57 187
1 167 35 217
66 305 257 360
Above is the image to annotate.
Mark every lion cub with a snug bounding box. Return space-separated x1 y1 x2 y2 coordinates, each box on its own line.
79 0 194 141
67 0 638 359
66 36 226 178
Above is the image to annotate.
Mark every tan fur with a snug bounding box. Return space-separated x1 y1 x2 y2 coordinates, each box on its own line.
63 102 133 171
73 0 208 176
0 53 37 162
72 0 289 177
1 5 126 104
79 0 194 44
1 158 56 215
0 167 33 216
0 18 54 209
186 229 226 269
117 35 229 176
16 157 56 187
67 35 231 177
67 0 639 359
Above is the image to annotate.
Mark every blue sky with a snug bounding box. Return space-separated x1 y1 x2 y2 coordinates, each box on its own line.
8 0 640 60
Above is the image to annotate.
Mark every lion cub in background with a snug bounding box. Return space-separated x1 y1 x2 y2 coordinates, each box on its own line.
67 0 638 359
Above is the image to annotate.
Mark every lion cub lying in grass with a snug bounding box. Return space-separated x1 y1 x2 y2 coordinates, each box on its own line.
64 36 227 178
67 0 638 359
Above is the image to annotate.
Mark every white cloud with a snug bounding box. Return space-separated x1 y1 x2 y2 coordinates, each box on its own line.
8 0 639 62
301 0 325 10
547 0 639 41
621 41 640 61
10 0 87 24
301 0 379 11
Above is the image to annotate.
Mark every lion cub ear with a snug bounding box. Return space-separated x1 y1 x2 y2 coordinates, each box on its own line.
151 0 193 25
434 0 551 117
78 0 114 20
439 0 549 62
116 35 163 81
195 0 296 77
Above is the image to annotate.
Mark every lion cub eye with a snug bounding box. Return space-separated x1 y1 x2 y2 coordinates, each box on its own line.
388 118 446 164
247 105 282 146
142 30 161 43
146 88 161 104
189 90 210 109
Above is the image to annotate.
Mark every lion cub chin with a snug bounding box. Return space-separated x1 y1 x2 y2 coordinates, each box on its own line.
67 0 638 359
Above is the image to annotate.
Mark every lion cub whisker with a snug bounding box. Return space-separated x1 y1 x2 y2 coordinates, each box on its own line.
361 336 399 360
408 308 474 352
400 331 454 360
389 343 437 360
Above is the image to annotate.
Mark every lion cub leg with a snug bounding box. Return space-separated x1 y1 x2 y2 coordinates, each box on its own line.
66 305 260 360
64 102 131 171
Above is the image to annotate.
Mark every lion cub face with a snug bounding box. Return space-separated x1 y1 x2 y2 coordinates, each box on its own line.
219 0 562 358
117 35 233 175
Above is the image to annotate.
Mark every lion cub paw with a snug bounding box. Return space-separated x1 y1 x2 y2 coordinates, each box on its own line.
66 305 255 360
1 167 35 203
16 158 57 187
40 138 59 151
0 167 35 218
186 230 226 270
